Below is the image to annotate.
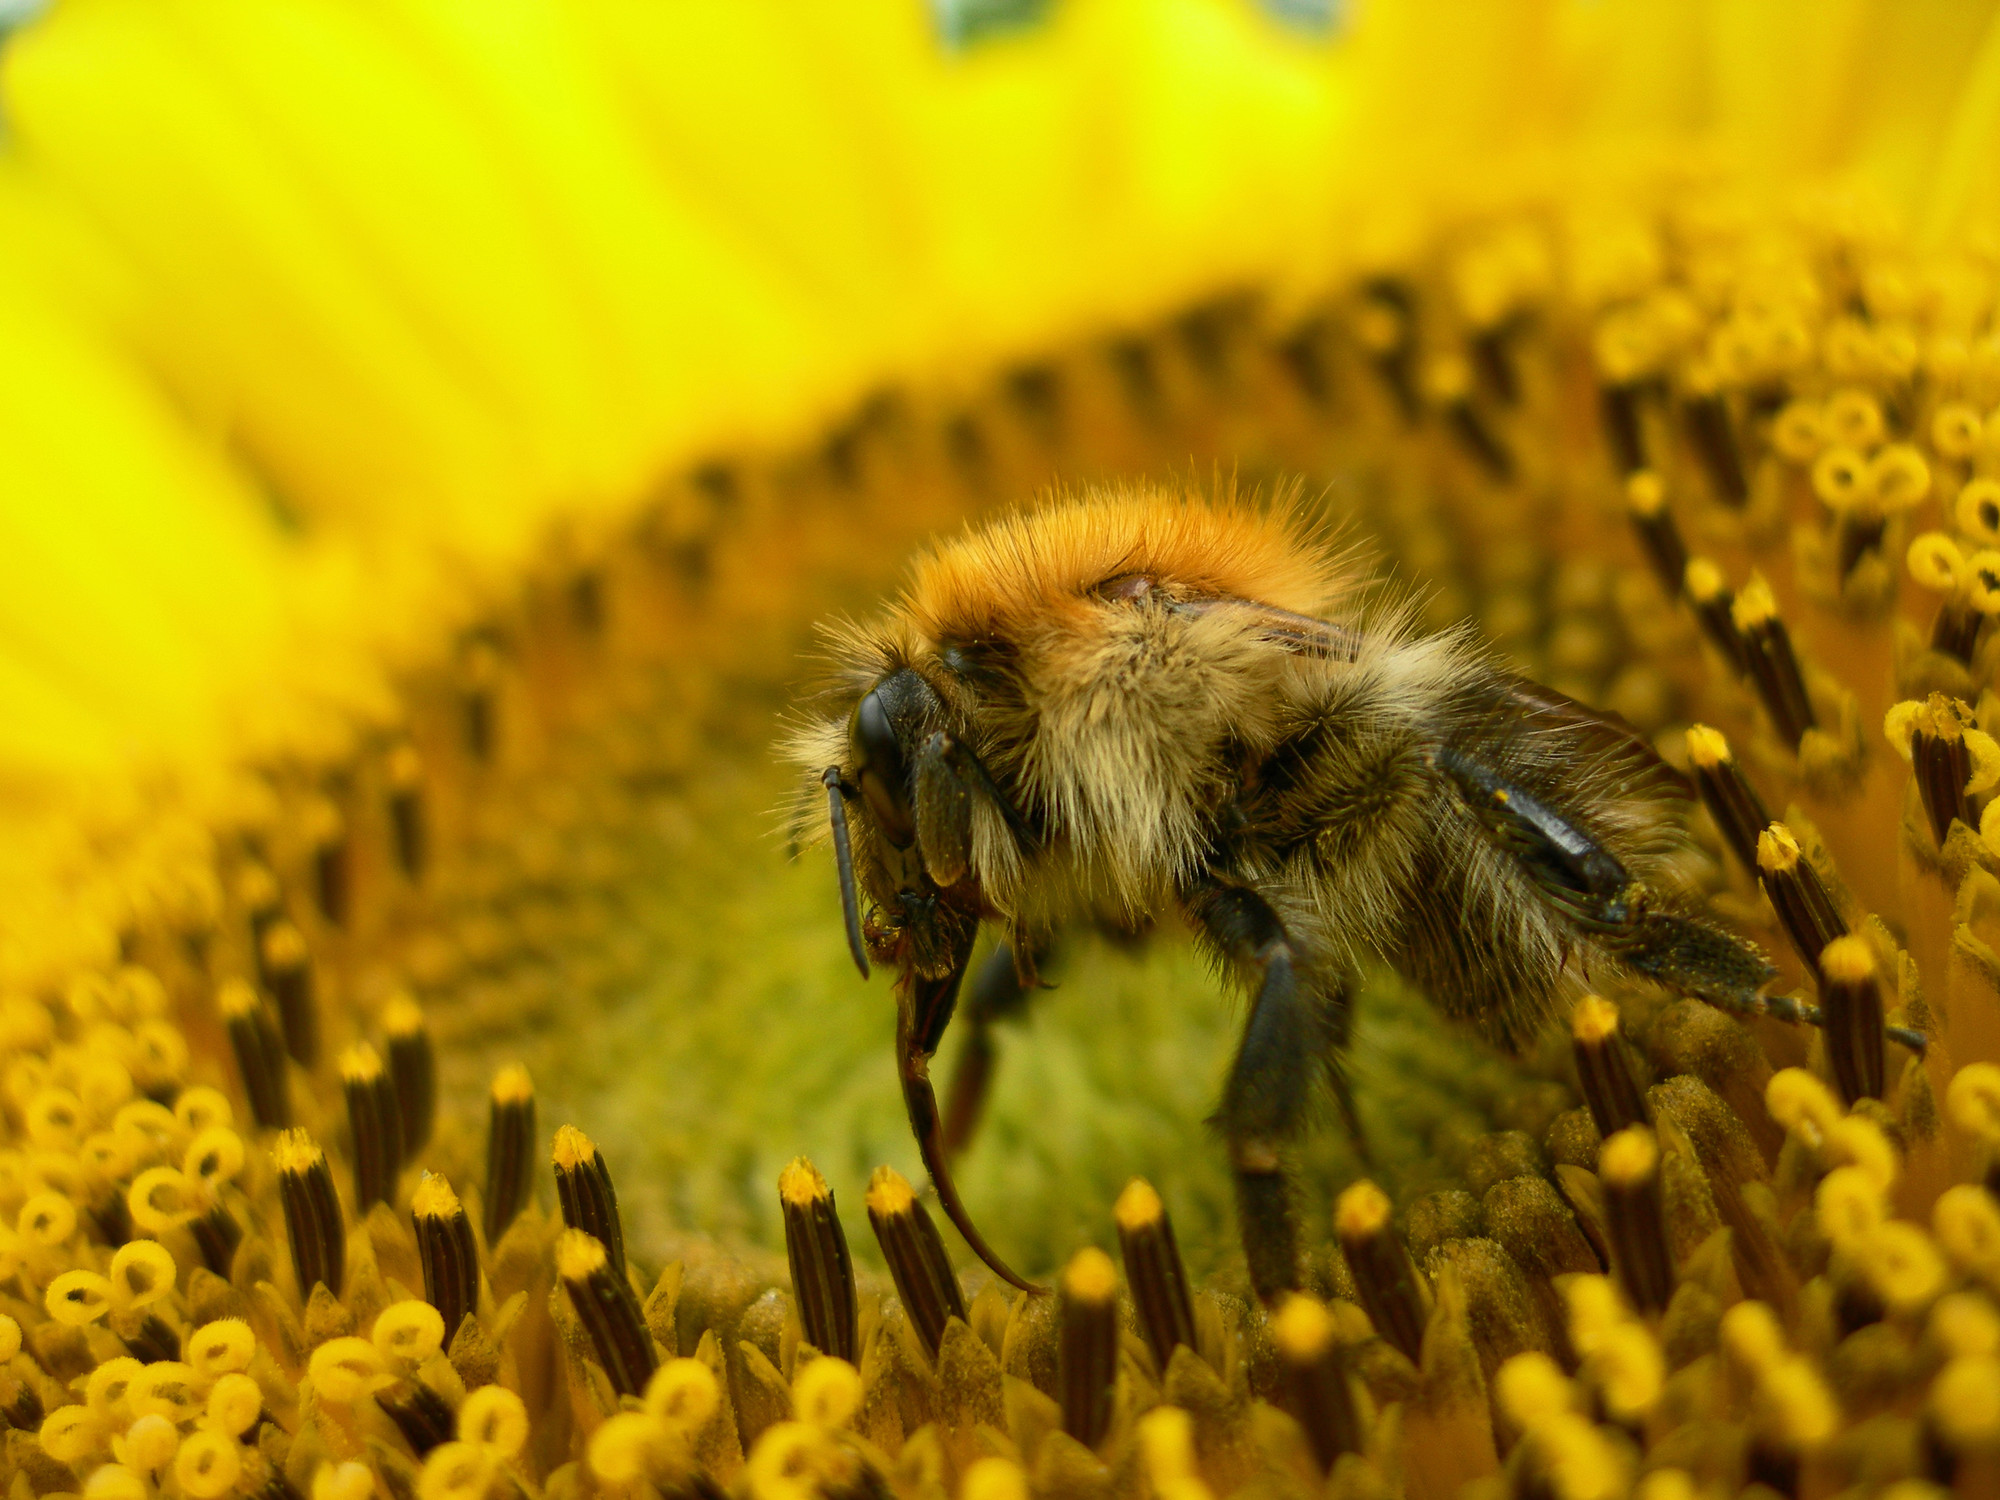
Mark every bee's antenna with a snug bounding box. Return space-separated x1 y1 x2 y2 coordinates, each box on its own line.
822 768 869 979
896 981 1042 1295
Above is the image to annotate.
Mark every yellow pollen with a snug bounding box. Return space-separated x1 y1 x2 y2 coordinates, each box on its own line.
555 1229 609 1280
1272 1292 1335 1361
490 1064 533 1104
1569 994 1621 1047
1683 557 1726 604
1061 1246 1117 1303
383 993 425 1037
1597 1126 1657 1187
552 1124 598 1172
1112 1176 1164 1230
412 1173 462 1221
271 1129 323 1178
864 1165 916 1217
1756 824 1803 874
1334 1178 1393 1239
1819 936 1876 985
1683 724 1731 769
779 1157 830 1206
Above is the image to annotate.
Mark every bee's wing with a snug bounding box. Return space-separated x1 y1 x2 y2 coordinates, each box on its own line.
1168 596 1361 661
1501 676 1692 803
1177 594 1686 802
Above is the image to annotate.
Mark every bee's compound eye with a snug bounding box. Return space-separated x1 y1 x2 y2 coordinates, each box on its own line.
849 688 916 847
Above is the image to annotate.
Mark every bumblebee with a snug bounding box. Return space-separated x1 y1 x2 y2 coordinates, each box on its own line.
788 489 1804 1299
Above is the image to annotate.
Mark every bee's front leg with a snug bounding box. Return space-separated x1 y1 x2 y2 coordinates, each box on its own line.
893 927 1040 1293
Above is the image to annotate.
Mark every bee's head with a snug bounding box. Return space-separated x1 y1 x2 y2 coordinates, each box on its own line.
818 665 956 979
844 666 937 855
820 662 1041 1297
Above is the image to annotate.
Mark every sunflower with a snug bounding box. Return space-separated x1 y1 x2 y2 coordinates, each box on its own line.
1 4 1999 1499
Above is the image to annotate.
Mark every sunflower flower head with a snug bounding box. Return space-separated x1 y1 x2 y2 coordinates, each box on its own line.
5 4 2000 1499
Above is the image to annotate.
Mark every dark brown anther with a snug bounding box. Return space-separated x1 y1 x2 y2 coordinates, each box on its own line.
1427 354 1513 482
1681 389 1748 506
1276 319 1333 407
1837 512 1889 580
1571 995 1650 1139
1273 1293 1364 1473
412 1173 480 1347
1058 1247 1119 1450
1113 1178 1198 1372
779 1158 858 1363
220 979 290 1131
1819 936 1887 1105
1624 471 1688 601
1447 400 1513 482
274 1130 344 1300
1600 381 1648 476
552 1124 624 1279
1757 823 1848 985
1598 1127 1674 1315
864 1165 966 1360
461 641 500 764
377 1380 455 1458
383 994 435 1161
1332 1179 1429 1365
483 1065 535 1247
2 1380 43 1432
944 413 988 491
1429 357 1507 479
1932 600 1986 666
237 863 282 954
1684 558 1751 675
1731 576 1817 749
1355 280 1421 423
252 1475 305 1500
339 1043 403 1211
308 802 349 928
570 570 605 635
1902 694 1988 847
123 1314 179 1364
689 460 737 511
190 1202 243 1277
386 745 426 881
91 1188 131 1248
259 921 317 1068
1470 319 1520 407
1686 725 1773 876
1926 1354 2000 1491
1005 362 1064 442
1176 299 1239 390
556 1229 657 1398
1108 338 1164 425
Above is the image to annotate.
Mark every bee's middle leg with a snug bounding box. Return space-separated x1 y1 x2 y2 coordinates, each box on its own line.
940 934 1052 1157
1186 878 1341 1304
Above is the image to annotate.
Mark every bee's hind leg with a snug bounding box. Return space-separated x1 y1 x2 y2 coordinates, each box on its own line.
1617 911 1930 1051
1185 879 1343 1304
1438 744 1928 1052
